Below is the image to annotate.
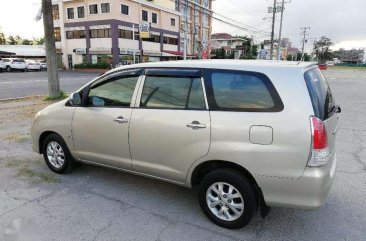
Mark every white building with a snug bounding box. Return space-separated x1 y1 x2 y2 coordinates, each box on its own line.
52 0 181 69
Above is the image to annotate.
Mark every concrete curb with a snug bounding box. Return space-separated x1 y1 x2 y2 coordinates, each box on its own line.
0 95 44 102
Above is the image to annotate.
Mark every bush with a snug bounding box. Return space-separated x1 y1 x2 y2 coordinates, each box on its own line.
74 62 110 69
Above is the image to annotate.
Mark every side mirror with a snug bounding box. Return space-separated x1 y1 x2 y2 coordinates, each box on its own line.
91 96 105 107
69 93 82 106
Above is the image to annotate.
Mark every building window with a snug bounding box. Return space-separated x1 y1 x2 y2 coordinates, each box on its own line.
163 37 178 45
142 10 148 21
121 4 129 15
152 13 158 24
89 4 98 14
144 34 160 43
77 6 85 18
52 4 60 20
54 27 61 42
66 30 86 39
90 29 112 38
119 29 139 40
171 18 176 26
67 8 74 19
101 3 110 13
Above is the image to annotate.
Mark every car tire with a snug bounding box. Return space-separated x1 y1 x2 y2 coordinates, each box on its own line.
198 169 257 229
42 133 75 174
6 66 11 72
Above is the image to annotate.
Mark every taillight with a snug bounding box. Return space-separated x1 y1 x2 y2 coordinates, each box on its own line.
307 116 330 167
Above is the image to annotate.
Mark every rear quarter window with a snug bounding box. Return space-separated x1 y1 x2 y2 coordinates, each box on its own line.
204 69 283 112
304 68 335 120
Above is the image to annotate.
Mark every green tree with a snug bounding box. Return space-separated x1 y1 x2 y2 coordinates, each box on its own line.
33 37 45 45
314 36 333 64
212 47 226 59
22 39 33 45
7 36 17 45
0 28 6 45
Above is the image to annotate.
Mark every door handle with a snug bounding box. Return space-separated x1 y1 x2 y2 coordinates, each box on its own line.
113 116 128 124
186 121 206 129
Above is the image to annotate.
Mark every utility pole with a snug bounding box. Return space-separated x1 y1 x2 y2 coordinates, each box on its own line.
42 0 60 98
300 27 310 61
183 0 189 60
276 0 285 60
269 0 277 60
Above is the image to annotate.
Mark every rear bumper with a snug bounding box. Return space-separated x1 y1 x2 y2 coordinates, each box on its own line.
256 153 337 210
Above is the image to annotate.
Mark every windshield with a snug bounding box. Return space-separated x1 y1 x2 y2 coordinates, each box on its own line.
304 68 336 120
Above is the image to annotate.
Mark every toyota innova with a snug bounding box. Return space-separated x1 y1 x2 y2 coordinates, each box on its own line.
31 60 340 229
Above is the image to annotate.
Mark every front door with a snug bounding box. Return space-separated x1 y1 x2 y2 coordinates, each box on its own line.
72 70 142 169
129 69 211 183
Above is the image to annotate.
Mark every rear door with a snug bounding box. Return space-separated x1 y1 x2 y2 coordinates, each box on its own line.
129 68 210 183
304 67 339 155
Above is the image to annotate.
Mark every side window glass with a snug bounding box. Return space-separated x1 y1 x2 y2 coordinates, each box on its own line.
88 76 139 107
140 76 205 110
207 70 283 112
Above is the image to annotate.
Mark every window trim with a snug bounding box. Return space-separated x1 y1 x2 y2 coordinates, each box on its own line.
77 6 85 18
121 4 129 15
152 12 158 24
142 10 148 21
170 18 176 26
66 7 75 19
89 4 98 15
134 68 208 111
203 69 284 112
84 69 144 108
100 2 110 14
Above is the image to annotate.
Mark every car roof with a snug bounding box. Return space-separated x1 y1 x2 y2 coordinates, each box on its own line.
108 60 318 75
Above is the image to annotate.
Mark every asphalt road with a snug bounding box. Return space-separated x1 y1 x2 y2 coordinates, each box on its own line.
0 68 365 241
0 70 100 99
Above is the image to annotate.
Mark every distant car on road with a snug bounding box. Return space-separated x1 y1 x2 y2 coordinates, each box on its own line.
0 58 5 72
26 60 42 71
37 60 47 70
3 58 27 72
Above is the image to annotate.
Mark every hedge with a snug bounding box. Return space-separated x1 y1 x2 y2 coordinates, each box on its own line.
74 62 110 69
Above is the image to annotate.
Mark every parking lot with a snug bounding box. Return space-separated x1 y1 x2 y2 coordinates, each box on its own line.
0 70 100 100
0 67 365 241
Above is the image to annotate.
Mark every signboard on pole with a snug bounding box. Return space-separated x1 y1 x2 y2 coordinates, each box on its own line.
139 22 150 39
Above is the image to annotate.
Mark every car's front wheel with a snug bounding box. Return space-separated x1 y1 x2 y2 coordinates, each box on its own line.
198 169 257 229
42 134 74 174
6 66 11 72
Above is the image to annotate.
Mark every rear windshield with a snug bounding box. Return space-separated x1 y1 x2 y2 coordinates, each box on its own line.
304 68 335 120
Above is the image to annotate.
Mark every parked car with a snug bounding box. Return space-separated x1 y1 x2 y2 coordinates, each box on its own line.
3 58 27 72
318 64 328 70
26 60 42 71
0 58 5 72
37 60 47 70
31 60 340 229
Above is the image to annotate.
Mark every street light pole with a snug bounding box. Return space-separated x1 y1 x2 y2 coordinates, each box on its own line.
183 0 189 60
269 0 277 60
277 0 285 60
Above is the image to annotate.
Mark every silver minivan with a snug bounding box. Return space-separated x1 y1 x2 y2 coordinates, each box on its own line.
31 60 340 229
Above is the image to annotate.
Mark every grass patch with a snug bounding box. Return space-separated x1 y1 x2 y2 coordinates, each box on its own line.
16 167 59 183
44 90 69 101
4 133 29 142
5 159 25 168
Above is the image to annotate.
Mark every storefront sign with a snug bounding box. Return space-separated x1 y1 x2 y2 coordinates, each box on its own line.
74 48 86 55
139 22 151 39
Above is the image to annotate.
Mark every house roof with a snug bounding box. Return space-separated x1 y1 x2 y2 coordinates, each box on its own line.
0 45 46 57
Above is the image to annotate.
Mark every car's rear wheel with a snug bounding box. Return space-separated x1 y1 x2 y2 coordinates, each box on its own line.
198 169 257 229
42 134 74 174
6 66 11 72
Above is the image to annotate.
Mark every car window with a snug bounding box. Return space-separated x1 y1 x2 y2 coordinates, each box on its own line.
88 75 139 107
140 76 206 110
304 68 335 120
205 70 282 112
